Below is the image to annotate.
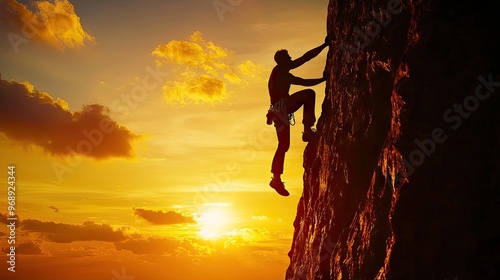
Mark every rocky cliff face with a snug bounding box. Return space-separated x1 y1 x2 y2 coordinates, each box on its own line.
286 0 500 279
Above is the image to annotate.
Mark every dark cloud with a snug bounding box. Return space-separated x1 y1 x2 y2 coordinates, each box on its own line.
0 212 18 224
1 241 44 255
115 237 179 255
21 219 127 243
133 207 195 225
0 77 138 159
0 213 8 224
47 206 59 213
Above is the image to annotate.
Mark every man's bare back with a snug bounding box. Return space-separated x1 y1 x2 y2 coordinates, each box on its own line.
269 65 293 105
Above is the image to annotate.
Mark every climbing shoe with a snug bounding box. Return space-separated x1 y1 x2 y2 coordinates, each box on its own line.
270 178 290 196
302 127 317 142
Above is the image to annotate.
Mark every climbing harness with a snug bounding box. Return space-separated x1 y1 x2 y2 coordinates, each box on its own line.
267 98 295 126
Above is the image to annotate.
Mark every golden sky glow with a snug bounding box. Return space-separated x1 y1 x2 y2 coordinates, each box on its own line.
3 0 94 50
0 1 328 279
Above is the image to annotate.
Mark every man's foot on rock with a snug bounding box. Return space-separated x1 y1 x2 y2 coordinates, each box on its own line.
270 178 290 196
302 127 317 142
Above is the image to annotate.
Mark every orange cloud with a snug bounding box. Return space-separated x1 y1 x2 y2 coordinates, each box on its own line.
153 31 228 71
1 0 94 50
133 208 196 225
115 237 179 255
0 76 138 159
152 31 269 105
21 219 127 243
238 60 268 82
163 75 226 104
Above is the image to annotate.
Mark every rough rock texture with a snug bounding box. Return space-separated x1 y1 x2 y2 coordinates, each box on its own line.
286 0 500 279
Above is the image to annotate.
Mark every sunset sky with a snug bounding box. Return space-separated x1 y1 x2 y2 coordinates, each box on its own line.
0 1 329 279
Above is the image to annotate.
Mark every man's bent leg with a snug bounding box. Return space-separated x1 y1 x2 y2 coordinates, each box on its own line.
286 89 316 126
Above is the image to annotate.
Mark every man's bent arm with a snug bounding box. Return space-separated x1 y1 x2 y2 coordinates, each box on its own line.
290 42 328 69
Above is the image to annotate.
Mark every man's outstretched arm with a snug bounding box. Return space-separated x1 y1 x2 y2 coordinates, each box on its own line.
290 39 328 69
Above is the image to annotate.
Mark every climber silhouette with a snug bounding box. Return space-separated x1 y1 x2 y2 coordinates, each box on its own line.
267 36 329 196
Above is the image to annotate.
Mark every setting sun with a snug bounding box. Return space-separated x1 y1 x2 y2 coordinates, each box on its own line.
197 208 233 239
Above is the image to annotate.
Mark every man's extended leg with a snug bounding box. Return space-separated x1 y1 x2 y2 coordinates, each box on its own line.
270 113 290 196
286 89 316 141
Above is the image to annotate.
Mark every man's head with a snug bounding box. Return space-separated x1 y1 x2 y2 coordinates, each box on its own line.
274 49 291 65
